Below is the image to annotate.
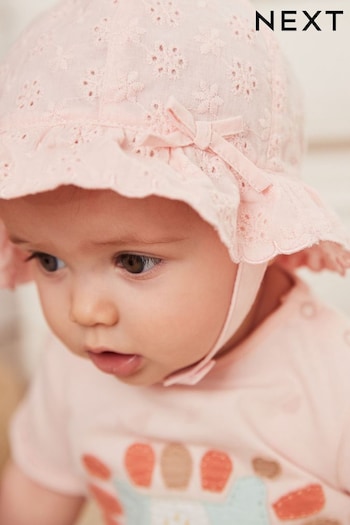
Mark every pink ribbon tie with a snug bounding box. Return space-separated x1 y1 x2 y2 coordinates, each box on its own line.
143 96 272 194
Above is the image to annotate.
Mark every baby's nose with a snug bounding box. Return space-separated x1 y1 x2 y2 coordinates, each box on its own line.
69 280 119 327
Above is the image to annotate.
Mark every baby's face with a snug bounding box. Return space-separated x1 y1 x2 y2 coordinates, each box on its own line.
0 186 236 386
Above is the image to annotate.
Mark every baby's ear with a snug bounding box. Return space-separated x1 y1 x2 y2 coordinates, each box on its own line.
0 220 33 289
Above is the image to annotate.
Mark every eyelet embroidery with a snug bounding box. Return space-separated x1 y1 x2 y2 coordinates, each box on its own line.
143 0 181 27
194 28 225 56
147 41 187 79
0 161 12 182
144 101 177 134
0 0 344 276
228 15 255 43
114 71 144 102
192 81 223 116
93 17 111 48
16 80 42 110
200 154 225 181
69 126 104 146
116 18 146 45
51 46 73 72
30 32 53 58
81 68 103 101
227 59 257 100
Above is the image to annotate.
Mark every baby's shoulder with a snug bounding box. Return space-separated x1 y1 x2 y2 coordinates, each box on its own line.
286 280 350 346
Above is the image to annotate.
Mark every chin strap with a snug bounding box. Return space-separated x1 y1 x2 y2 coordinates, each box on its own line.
163 262 268 386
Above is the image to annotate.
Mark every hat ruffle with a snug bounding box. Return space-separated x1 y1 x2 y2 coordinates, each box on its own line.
0 116 349 288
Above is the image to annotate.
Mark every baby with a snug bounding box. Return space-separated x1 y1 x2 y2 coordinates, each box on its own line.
0 0 350 524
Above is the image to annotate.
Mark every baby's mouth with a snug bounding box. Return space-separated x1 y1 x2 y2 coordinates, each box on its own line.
86 348 143 377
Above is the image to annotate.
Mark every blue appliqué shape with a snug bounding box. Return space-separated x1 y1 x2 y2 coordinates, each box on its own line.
112 476 270 524
113 478 151 525
204 477 270 524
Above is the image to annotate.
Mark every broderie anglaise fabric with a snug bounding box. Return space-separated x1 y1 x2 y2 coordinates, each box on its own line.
0 0 349 288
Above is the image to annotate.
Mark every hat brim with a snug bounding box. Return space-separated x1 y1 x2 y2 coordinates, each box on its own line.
0 123 349 288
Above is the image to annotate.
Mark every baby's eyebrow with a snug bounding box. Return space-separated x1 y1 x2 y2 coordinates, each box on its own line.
9 235 28 245
8 234 187 246
91 235 187 247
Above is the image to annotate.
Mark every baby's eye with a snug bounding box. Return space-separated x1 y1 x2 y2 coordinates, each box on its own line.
116 254 161 274
26 252 66 273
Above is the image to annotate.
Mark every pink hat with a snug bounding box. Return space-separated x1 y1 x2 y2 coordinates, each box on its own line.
0 0 349 287
0 0 349 384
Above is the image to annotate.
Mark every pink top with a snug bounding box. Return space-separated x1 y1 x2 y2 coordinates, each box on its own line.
10 278 350 523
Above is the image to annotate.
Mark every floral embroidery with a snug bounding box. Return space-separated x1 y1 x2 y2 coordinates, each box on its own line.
16 80 42 110
93 17 111 48
194 28 225 56
113 71 144 102
259 108 272 141
271 73 287 114
68 125 104 146
147 41 187 79
143 0 181 27
200 154 225 181
193 81 223 116
81 68 103 101
0 0 343 284
227 59 257 100
29 32 53 57
0 161 12 182
230 131 255 160
116 18 146 45
228 15 255 43
51 46 73 72
145 101 177 134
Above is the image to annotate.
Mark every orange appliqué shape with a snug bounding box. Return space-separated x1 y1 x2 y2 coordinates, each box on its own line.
82 454 112 480
88 483 123 515
124 442 155 487
273 484 325 520
200 449 233 493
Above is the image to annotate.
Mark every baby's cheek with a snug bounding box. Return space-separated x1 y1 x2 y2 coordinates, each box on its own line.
34 280 70 340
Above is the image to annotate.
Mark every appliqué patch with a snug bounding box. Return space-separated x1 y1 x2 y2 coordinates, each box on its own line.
273 484 325 520
160 443 193 489
252 457 281 479
200 449 233 493
82 454 112 480
124 442 155 487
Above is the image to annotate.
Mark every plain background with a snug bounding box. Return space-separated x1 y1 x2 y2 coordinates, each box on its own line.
0 0 349 377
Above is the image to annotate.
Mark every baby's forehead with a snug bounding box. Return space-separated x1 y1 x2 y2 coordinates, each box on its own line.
0 186 218 244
